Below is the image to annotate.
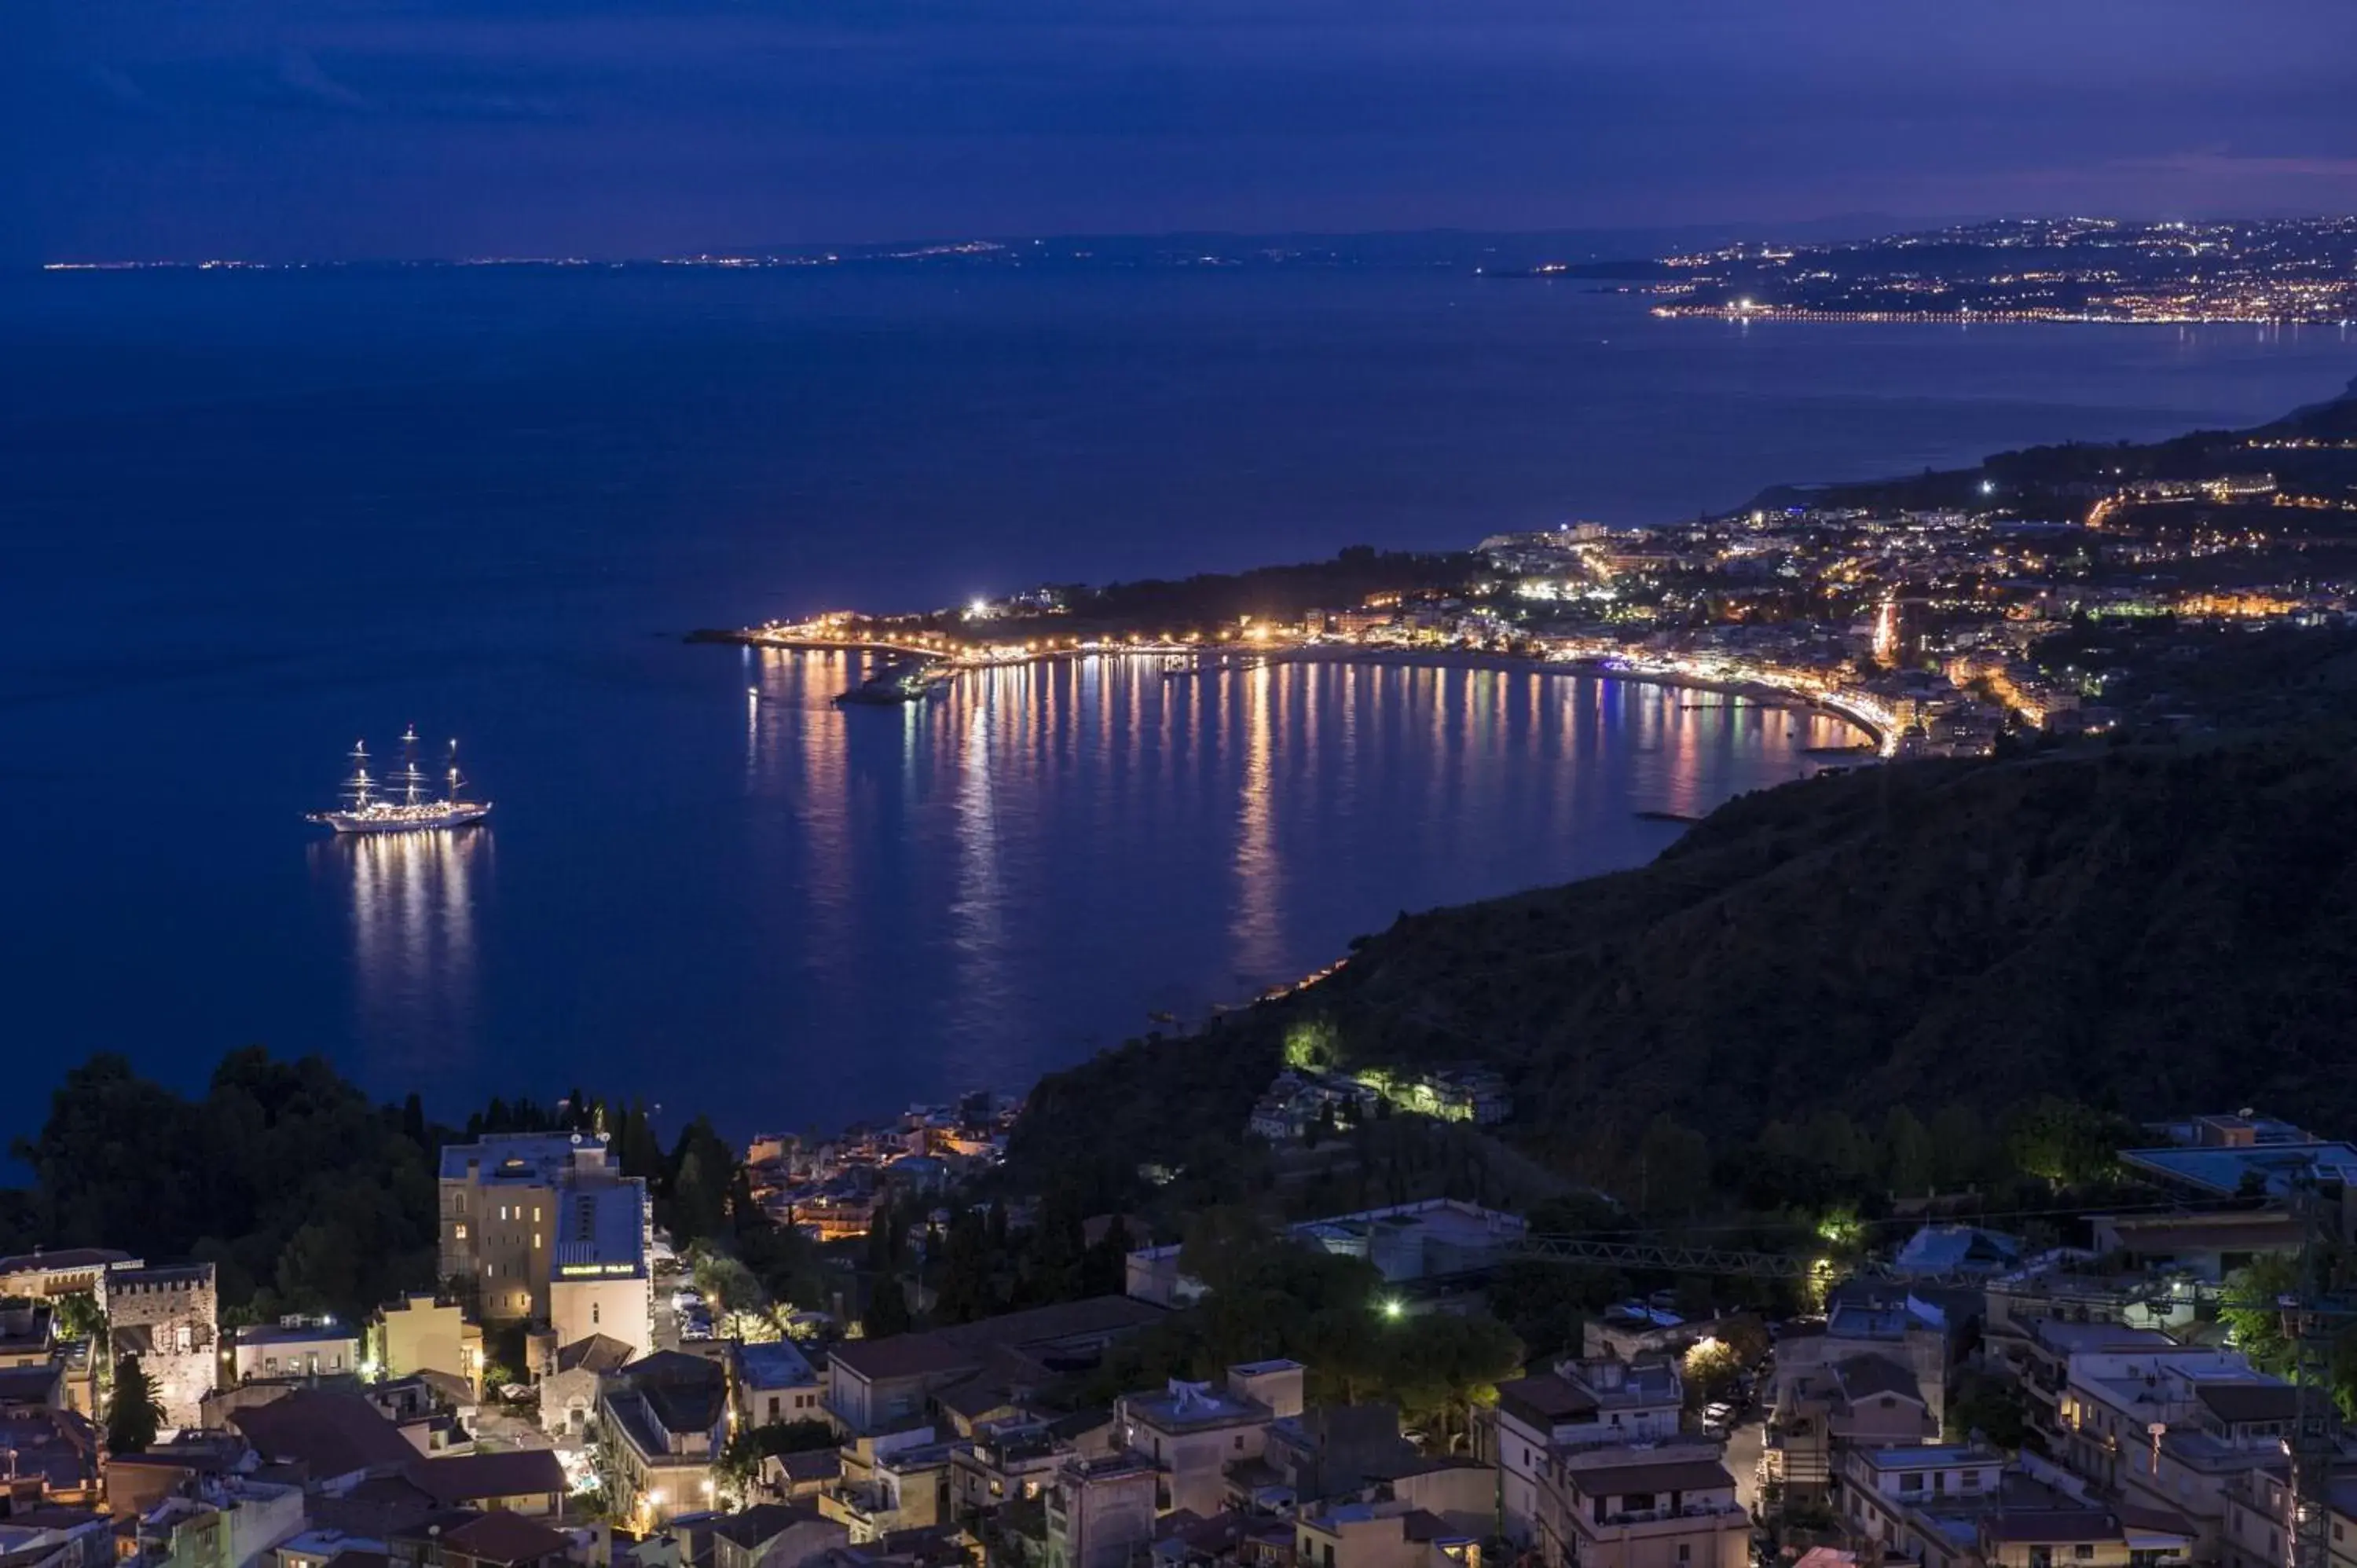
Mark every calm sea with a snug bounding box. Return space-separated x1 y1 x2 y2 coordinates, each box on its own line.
3 264 2351 1140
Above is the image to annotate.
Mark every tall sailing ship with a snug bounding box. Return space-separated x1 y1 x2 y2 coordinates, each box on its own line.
308 727 493 833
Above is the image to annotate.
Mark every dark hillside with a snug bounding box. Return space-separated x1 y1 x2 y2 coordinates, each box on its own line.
1010 739 2357 1191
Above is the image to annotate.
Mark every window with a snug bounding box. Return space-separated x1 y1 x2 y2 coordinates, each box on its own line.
1678 1549 1691 1564
1235 1435 1245 1450
454 1223 468 1240
1901 1475 1923 1494
592 1302 601 1325
533 1233 541 1249
2074 1548 2095 1562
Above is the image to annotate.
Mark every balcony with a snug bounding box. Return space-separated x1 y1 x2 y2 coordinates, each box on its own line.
1595 1503 1749 1530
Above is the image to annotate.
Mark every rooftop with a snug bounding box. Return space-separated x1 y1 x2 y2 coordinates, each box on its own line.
438 1511 573 1564
230 1390 418 1478
2117 1142 2357 1198
1853 1445 2003 1472
0 1250 136 1278
237 1322 359 1347
549 1181 646 1278
830 1295 1164 1384
406 1451 567 1505
1494 1374 1597 1428
735 1340 819 1390
1563 1457 1735 1497
2195 1383 2299 1425
1124 1381 1270 1433
438 1132 614 1185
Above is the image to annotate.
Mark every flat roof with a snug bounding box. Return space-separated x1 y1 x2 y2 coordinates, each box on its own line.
439 1133 612 1185
238 1323 359 1347
1854 1445 2002 1471
2118 1143 2357 1198
1124 1383 1267 1432
549 1182 645 1276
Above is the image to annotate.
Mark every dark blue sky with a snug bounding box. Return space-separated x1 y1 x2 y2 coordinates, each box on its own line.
12 0 2357 262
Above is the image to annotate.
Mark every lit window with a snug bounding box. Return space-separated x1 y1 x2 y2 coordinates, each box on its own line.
454 1224 468 1240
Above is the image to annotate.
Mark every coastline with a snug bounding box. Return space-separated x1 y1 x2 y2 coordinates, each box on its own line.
700 628 1890 753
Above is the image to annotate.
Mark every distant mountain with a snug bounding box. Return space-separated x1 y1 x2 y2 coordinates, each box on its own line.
1010 735 2357 1192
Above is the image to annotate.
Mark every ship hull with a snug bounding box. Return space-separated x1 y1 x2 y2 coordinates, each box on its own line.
309 804 493 834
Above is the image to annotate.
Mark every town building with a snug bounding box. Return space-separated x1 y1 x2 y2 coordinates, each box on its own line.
375 1295 485 1394
1535 1446 1748 1568
102 1264 219 1431
233 1321 362 1385
820 1430 957 1543
1044 1454 1159 1568
438 1133 648 1325
407 1450 570 1516
599 1350 731 1525
1252 1405 1418 1512
1116 1363 1303 1516
1479 1359 1683 1544
823 1298 1165 1437
1294 1498 1479 1568
537 1333 634 1438
1837 1445 2007 1568
547 1181 654 1361
733 1339 826 1429
0 1251 138 1301
709 1504 845 1568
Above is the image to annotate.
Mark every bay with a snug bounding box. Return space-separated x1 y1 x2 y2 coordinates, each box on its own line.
2 263 2349 1138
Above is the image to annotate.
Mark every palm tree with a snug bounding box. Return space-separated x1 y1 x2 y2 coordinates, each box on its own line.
107 1354 165 1455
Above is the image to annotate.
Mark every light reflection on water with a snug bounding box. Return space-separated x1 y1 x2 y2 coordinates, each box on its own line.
320 825 487 1070
317 648 1855 1125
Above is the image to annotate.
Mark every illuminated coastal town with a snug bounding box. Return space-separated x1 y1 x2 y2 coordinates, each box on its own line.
727 391 2357 762
1621 218 2357 323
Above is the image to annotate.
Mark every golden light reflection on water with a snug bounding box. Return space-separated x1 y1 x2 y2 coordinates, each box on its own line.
327 825 485 1068
1230 659 1283 984
739 650 1866 1046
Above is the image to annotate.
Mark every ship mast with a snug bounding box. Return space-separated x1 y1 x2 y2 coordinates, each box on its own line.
445 738 465 804
343 740 375 811
400 724 423 808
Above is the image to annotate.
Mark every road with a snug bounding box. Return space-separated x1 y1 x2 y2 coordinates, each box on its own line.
1725 1418 1767 1518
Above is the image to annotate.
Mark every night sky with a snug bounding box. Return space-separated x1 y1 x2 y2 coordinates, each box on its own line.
12 0 2357 262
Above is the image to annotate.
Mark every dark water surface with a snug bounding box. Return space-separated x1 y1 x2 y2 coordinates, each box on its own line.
3 266 2351 1137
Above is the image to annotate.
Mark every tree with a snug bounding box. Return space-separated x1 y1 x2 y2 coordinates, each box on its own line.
1637 1116 1711 1217
862 1277 912 1339
2007 1097 2128 1187
108 1354 164 1454
933 1208 999 1325
2220 1253 2302 1376
53 1291 104 1345
1378 1311 1523 1453
1880 1106 1935 1196
1946 1369 2030 1449
717 1418 836 1493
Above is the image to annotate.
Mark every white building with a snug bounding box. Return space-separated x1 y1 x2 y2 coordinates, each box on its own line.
439 1131 647 1325
548 1181 654 1359
231 1321 361 1384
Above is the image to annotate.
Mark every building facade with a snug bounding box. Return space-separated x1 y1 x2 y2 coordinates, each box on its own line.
103 1265 218 1431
